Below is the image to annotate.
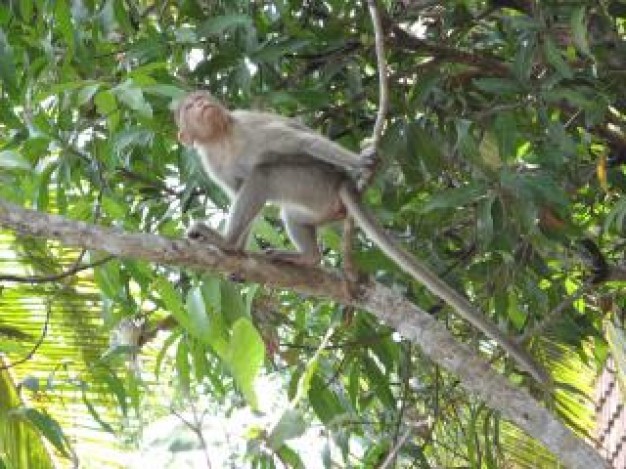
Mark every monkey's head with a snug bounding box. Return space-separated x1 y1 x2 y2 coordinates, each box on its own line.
175 91 233 147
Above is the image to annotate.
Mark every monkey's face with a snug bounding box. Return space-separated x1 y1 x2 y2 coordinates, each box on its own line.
176 92 232 147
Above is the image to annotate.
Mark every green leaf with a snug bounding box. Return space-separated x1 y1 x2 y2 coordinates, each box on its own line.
113 80 153 118
154 277 193 331
405 124 443 179
10 407 71 457
421 183 486 212
94 260 122 299
100 369 128 417
95 89 117 114
292 328 335 406
197 14 252 38
190 339 211 381
155 329 181 380
225 318 264 409
81 384 115 434
18 0 33 21
201 274 222 314
267 409 307 450
55 0 74 50
143 84 187 99
76 83 101 106
308 375 344 424
275 445 305 469
94 90 120 131
604 197 626 233
250 38 311 63
473 78 521 95
112 0 134 34
0 31 17 96
221 282 247 324
571 7 592 58
477 195 495 247
176 338 191 395
493 113 517 161
112 128 154 155
0 150 31 170
543 37 573 79
101 196 127 221
186 286 212 343
362 355 395 408
507 294 526 331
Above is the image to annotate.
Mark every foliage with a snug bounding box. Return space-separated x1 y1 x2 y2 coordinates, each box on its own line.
0 366 57 469
0 0 624 467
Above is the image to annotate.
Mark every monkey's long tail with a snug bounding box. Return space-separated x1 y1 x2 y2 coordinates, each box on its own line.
339 182 548 384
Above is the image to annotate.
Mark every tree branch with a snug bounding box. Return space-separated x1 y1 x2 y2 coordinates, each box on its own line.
0 199 606 469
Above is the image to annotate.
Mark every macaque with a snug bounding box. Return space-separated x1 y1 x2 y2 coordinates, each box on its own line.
174 91 547 383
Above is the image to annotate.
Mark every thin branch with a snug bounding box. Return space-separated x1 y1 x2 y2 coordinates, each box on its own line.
0 256 114 284
379 429 412 469
0 199 607 469
367 0 389 147
0 298 51 371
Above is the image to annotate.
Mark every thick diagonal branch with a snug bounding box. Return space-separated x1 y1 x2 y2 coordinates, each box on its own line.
0 199 606 469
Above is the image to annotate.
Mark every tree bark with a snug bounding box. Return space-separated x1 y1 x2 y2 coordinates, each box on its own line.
0 199 606 469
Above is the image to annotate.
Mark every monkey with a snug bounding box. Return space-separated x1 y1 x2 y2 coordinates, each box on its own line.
174 91 548 384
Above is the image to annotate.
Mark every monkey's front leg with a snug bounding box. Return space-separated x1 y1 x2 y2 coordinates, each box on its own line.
188 171 269 252
186 221 248 283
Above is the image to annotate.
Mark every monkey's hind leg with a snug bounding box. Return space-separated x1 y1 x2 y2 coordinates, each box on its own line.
265 209 321 266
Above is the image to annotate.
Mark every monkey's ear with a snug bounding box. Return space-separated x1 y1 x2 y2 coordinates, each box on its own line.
177 130 193 147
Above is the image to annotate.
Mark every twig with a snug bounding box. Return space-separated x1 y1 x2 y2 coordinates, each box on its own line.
0 298 51 371
0 255 114 284
367 0 389 147
378 429 412 469
171 406 212 469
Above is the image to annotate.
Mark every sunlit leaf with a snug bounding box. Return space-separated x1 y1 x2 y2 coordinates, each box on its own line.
186 286 213 343
225 318 264 409
543 37 573 79
571 7 592 58
113 80 153 118
197 14 252 38
267 409 306 450
10 407 71 457
421 183 486 212
0 150 31 170
176 337 191 395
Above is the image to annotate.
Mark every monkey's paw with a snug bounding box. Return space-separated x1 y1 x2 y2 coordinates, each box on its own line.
186 222 223 245
359 145 378 168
